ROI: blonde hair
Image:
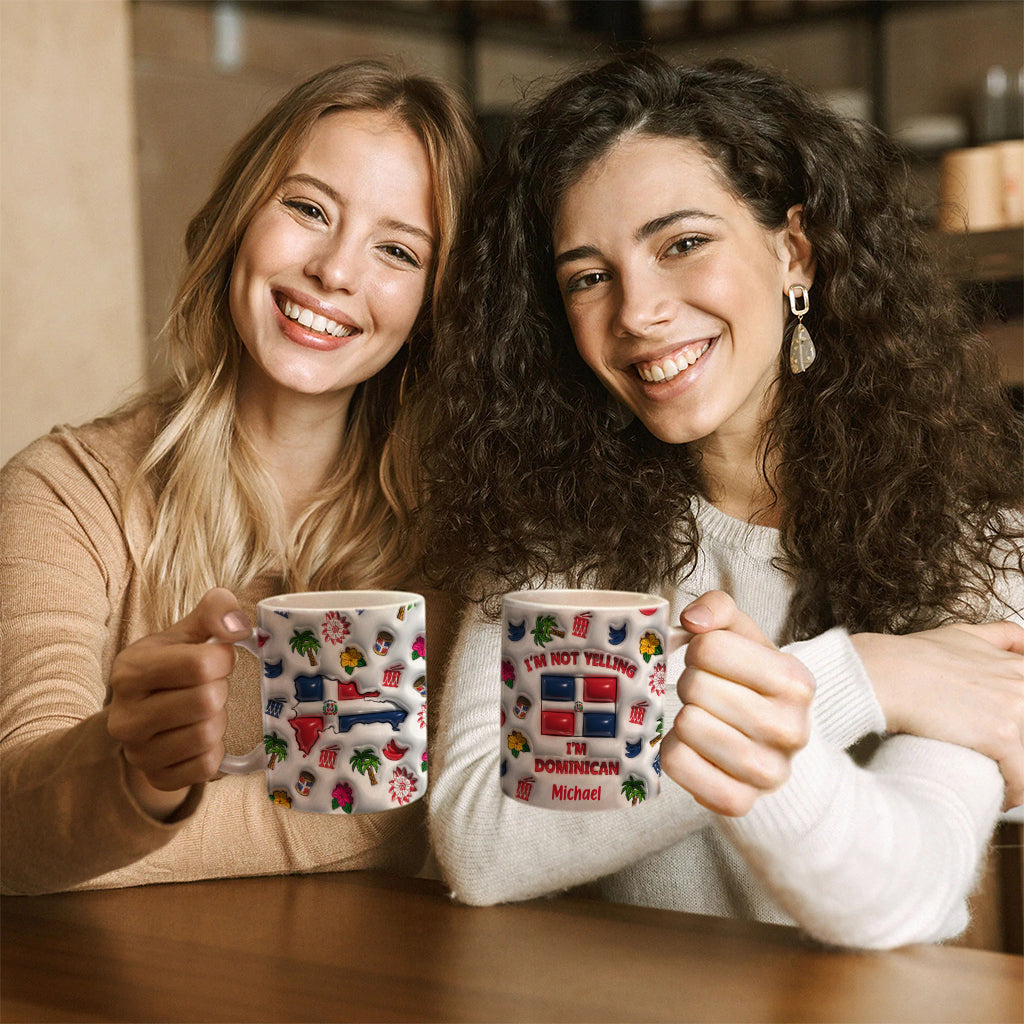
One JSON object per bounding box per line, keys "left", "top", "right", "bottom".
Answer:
{"left": 127, "top": 60, "right": 482, "bottom": 626}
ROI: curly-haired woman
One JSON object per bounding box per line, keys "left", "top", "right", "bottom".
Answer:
{"left": 418, "top": 53, "right": 1023, "bottom": 948}
{"left": 1, "top": 60, "right": 481, "bottom": 894}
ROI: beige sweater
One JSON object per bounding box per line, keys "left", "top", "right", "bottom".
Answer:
{"left": 1, "top": 406, "right": 460, "bottom": 895}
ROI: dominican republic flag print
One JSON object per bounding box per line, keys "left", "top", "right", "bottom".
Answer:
{"left": 539, "top": 674, "right": 617, "bottom": 738}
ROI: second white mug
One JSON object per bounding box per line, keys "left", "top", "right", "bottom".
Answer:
{"left": 500, "top": 589, "right": 683, "bottom": 811}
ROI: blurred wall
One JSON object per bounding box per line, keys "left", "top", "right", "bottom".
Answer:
{"left": 1, "top": 0, "right": 145, "bottom": 464}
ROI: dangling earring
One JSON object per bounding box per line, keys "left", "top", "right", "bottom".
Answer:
{"left": 787, "top": 284, "right": 816, "bottom": 374}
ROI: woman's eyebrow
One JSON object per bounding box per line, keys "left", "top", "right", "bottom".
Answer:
{"left": 634, "top": 209, "right": 720, "bottom": 242}
{"left": 554, "top": 244, "right": 602, "bottom": 268}
{"left": 281, "top": 173, "right": 435, "bottom": 248}
{"left": 378, "top": 217, "right": 435, "bottom": 249}
{"left": 556, "top": 208, "right": 723, "bottom": 267}
{"left": 282, "top": 173, "right": 342, "bottom": 204}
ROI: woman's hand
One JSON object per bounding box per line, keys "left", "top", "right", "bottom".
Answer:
{"left": 851, "top": 622, "right": 1024, "bottom": 810}
{"left": 107, "top": 587, "right": 251, "bottom": 819}
{"left": 660, "top": 591, "right": 815, "bottom": 817}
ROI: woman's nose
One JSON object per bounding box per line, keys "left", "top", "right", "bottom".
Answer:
{"left": 305, "top": 236, "right": 360, "bottom": 293}
{"left": 613, "top": 270, "right": 674, "bottom": 338}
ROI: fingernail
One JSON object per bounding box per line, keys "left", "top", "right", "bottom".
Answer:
{"left": 683, "top": 603, "right": 713, "bottom": 629}
{"left": 222, "top": 611, "right": 249, "bottom": 635}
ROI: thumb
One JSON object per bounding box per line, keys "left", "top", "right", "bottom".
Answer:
{"left": 680, "top": 590, "right": 772, "bottom": 647}
{"left": 166, "top": 587, "right": 251, "bottom": 645}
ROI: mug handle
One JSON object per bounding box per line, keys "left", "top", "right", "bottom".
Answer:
{"left": 211, "top": 631, "right": 267, "bottom": 775}
{"left": 668, "top": 625, "right": 689, "bottom": 654}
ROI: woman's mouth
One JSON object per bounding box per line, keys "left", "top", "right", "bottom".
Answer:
{"left": 277, "top": 296, "right": 359, "bottom": 339}
{"left": 634, "top": 338, "right": 713, "bottom": 383}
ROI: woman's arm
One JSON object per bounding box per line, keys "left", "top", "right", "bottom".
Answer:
{"left": 428, "top": 603, "right": 714, "bottom": 906}
{"left": 670, "top": 593, "right": 1008, "bottom": 948}
{"left": 0, "top": 436, "right": 209, "bottom": 892}
{"left": 721, "top": 727, "right": 1002, "bottom": 948}
{"left": 2, "top": 429, "right": 429, "bottom": 894}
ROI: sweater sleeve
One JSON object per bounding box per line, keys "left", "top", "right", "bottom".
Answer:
{"left": 427, "top": 602, "right": 713, "bottom": 906}
{"left": 785, "top": 628, "right": 886, "bottom": 748}
{"left": 0, "top": 430, "right": 205, "bottom": 893}
{"left": 718, "top": 573, "right": 1022, "bottom": 950}
{"left": 719, "top": 728, "right": 1003, "bottom": 949}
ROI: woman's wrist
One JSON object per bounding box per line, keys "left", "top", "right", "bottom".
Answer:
{"left": 123, "top": 760, "right": 192, "bottom": 822}
{"left": 848, "top": 632, "right": 906, "bottom": 734}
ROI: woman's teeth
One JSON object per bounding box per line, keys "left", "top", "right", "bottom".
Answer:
{"left": 636, "top": 341, "right": 711, "bottom": 383}
{"left": 280, "top": 298, "right": 357, "bottom": 338}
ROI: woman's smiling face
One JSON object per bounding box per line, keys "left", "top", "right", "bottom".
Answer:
{"left": 229, "top": 107, "right": 436, "bottom": 408}
{"left": 552, "top": 133, "right": 812, "bottom": 450}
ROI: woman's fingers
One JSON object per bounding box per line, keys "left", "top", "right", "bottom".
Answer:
{"left": 107, "top": 588, "right": 248, "bottom": 792}
{"left": 956, "top": 620, "right": 1024, "bottom": 657}
{"left": 161, "top": 586, "right": 252, "bottom": 646}
{"left": 111, "top": 638, "right": 237, "bottom": 697}
{"left": 680, "top": 661, "right": 813, "bottom": 753}
{"left": 684, "top": 628, "right": 815, "bottom": 700}
{"left": 659, "top": 729, "right": 764, "bottom": 817}
{"left": 670, "top": 699, "right": 795, "bottom": 792}
{"left": 661, "top": 594, "right": 815, "bottom": 815}
{"left": 681, "top": 591, "right": 771, "bottom": 646}
{"left": 108, "top": 676, "right": 231, "bottom": 745}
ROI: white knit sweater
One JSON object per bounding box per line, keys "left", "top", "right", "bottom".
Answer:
{"left": 428, "top": 500, "right": 1018, "bottom": 949}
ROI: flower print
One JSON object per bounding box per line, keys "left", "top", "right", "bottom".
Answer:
{"left": 500, "top": 659, "right": 516, "bottom": 688}
{"left": 340, "top": 646, "right": 367, "bottom": 675}
{"left": 421, "top": 749, "right": 428, "bottom": 773}
{"left": 649, "top": 661, "right": 666, "bottom": 697}
{"left": 388, "top": 766, "right": 418, "bottom": 805}
{"left": 507, "top": 730, "right": 530, "bottom": 758}
{"left": 321, "top": 611, "right": 351, "bottom": 646}
{"left": 639, "top": 630, "right": 663, "bottom": 663}
{"left": 332, "top": 782, "right": 354, "bottom": 813}
{"left": 411, "top": 635, "right": 426, "bottom": 660}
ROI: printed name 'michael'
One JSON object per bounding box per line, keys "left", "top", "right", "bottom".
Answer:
{"left": 534, "top": 757, "right": 621, "bottom": 775}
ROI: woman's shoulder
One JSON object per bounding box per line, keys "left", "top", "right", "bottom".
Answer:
{"left": 1, "top": 402, "right": 163, "bottom": 517}
{"left": 3, "top": 403, "right": 160, "bottom": 488}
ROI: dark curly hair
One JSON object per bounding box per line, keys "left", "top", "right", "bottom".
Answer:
{"left": 413, "top": 52, "right": 1023, "bottom": 639}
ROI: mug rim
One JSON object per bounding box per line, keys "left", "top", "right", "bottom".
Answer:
{"left": 258, "top": 590, "right": 423, "bottom": 611}
{"left": 503, "top": 588, "right": 666, "bottom": 611}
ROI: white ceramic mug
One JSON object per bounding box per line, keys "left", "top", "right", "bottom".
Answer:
{"left": 500, "top": 589, "right": 683, "bottom": 811}
{"left": 220, "top": 591, "right": 427, "bottom": 814}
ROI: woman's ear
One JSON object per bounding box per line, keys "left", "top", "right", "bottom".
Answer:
{"left": 783, "top": 204, "right": 816, "bottom": 289}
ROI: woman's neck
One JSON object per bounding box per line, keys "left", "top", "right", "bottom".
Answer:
{"left": 694, "top": 427, "right": 781, "bottom": 528}
{"left": 236, "top": 381, "right": 353, "bottom": 526}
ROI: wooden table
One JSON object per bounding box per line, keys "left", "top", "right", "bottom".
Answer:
{"left": 2, "top": 871, "right": 1021, "bottom": 1023}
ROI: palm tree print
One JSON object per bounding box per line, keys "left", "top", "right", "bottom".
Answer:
{"left": 621, "top": 775, "right": 648, "bottom": 806}
{"left": 650, "top": 715, "right": 664, "bottom": 746}
{"left": 350, "top": 747, "right": 382, "bottom": 786}
{"left": 530, "top": 615, "right": 565, "bottom": 647}
{"left": 290, "top": 628, "right": 320, "bottom": 667}
{"left": 264, "top": 733, "right": 289, "bottom": 769}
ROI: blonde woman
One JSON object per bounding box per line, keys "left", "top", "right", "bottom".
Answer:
{"left": 1, "top": 60, "right": 481, "bottom": 894}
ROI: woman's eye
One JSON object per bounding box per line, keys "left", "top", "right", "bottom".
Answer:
{"left": 380, "top": 244, "right": 421, "bottom": 269}
{"left": 665, "top": 235, "right": 706, "bottom": 257}
{"left": 284, "top": 199, "right": 326, "bottom": 222}
{"left": 566, "top": 270, "right": 609, "bottom": 294}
